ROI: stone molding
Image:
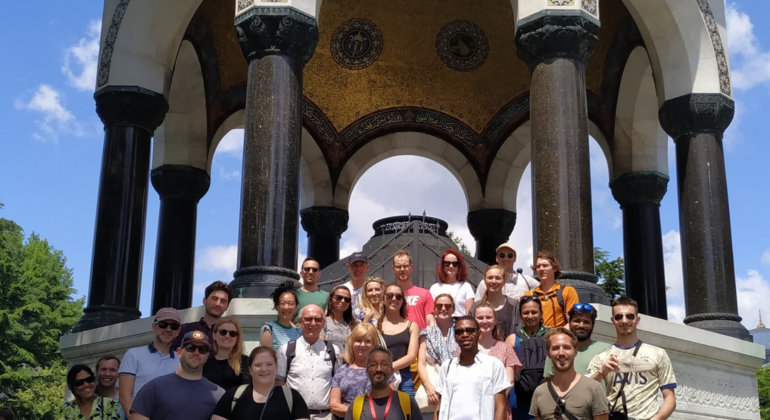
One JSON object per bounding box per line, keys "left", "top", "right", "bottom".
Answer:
{"left": 94, "top": 86, "right": 168, "bottom": 132}
{"left": 96, "top": 0, "right": 131, "bottom": 88}
{"left": 685, "top": 312, "right": 744, "bottom": 324}
{"left": 150, "top": 164, "right": 211, "bottom": 202}
{"left": 658, "top": 93, "right": 735, "bottom": 140}
{"left": 515, "top": 14, "right": 600, "bottom": 67}
{"left": 609, "top": 171, "right": 669, "bottom": 208}
{"left": 467, "top": 209, "right": 516, "bottom": 239}
{"left": 235, "top": 7, "right": 319, "bottom": 63}
{"left": 675, "top": 367, "right": 760, "bottom": 415}
{"left": 230, "top": 266, "right": 301, "bottom": 298}
{"left": 696, "top": 0, "right": 732, "bottom": 96}
{"left": 299, "top": 206, "right": 349, "bottom": 236}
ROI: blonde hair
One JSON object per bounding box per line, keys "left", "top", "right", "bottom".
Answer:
{"left": 358, "top": 277, "right": 386, "bottom": 317}
{"left": 482, "top": 265, "right": 505, "bottom": 303}
{"left": 343, "top": 323, "right": 380, "bottom": 364}
{"left": 213, "top": 316, "right": 244, "bottom": 374}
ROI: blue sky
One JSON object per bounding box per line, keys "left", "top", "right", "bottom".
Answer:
{"left": 1, "top": 1, "right": 769, "bottom": 330}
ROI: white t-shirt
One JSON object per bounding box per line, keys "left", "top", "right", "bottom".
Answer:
{"left": 430, "top": 281, "right": 475, "bottom": 317}
{"left": 435, "top": 352, "right": 510, "bottom": 420}
{"left": 343, "top": 281, "right": 364, "bottom": 322}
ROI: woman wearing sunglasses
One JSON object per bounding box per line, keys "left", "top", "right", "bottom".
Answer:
{"left": 357, "top": 277, "right": 386, "bottom": 326}
{"left": 379, "top": 283, "right": 419, "bottom": 396}
{"left": 470, "top": 265, "right": 520, "bottom": 337}
{"left": 59, "top": 365, "right": 122, "bottom": 420}
{"left": 203, "top": 316, "right": 250, "bottom": 389}
{"left": 416, "top": 294, "right": 458, "bottom": 415}
{"left": 507, "top": 296, "right": 548, "bottom": 420}
{"left": 321, "top": 285, "right": 354, "bottom": 354}
{"left": 429, "top": 249, "right": 475, "bottom": 317}
{"left": 260, "top": 280, "right": 302, "bottom": 352}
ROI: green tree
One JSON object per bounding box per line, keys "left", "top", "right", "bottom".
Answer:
{"left": 446, "top": 230, "right": 472, "bottom": 256}
{"left": 594, "top": 247, "right": 626, "bottom": 300}
{"left": 759, "top": 365, "right": 770, "bottom": 420}
{"left": 0, "top": 218, "right": 84, "bottom": 418}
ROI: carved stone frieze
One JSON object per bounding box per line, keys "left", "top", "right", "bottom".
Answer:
{"left": 235, "top": 7, "right": 318, "bottom": 63}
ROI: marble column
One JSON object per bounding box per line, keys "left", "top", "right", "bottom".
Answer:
{"left": 515, "top": 15, "right": 608, "bottom": 304}
{"left": 659, "top": 94, "right": 750, "bottom": 340}
{"left": 610, "top": 171, "right": 669, "bottom": 318}
{"left": 300, "top": 206, "right": 349, "bottom": 269}
{"left": 467, "top": 209, "right": 516, "bottom": 265}
{"left": 150, "top": 164, "right": 210, "bottom": 313}
{"left": 73, "top": 86, "right": 168, "bottom": 332}
{"left": 230, "top": 8, "right": 319, "bottom": 298}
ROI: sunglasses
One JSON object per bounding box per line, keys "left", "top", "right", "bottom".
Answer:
{"left": 498, "top": 253, "right": 514, "bottom": 259}
{"left": 614, "top": 313, "right": 637, "bottom": 321}
{"left": 302, "top": 267, "right": 319, "bottom": 273}
{"left": 519, "top": 296, "right": 540, "bottom": 304}
{"left": 554, "top": 396, "right": 567, "bottom": 416}
{"left": 435, "top": 303, "right": 453, "bottom": 310}
{"left": 333, "top": 295, "right": 352, "bottom": 303}
{"left": 73, "top": 376, "right": 96, "bottom": 387}
{"left": 454, "top": 327, "right": 478, "bottom": 335}
{"left": 302, "top": 316, "right": 324, "bottom": 324}
{"left": 184, "top": 344, "right": 210, "bottom": 354}
{"left": 218, "top": 329, "right": 238, "bottom": 338}
{"left": 155, "top": 321, "right": 180, "bottom": 330}
{"left": 385, "top": 292, "right": 404, "bottom": 301}
{"left": 442, "top": 261, "right": 460, "bottom": 267}
{"left": 572, "top": 303, "right": 595, "bottom": 312}
{"left": 393, "top": 265, "right": 411, "bottom": 271}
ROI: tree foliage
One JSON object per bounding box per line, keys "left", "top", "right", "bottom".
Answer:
{"left": 594, "top": 247, "right": 626, "bottom": 301}
{"left": 0, "top": 218, "right": 84, "bottom": 418}
{"left": 758, "top": 365, "right": 770, "bottom": 420}
{"left": 446, "top": 230, "right": 472, "bottom": 257}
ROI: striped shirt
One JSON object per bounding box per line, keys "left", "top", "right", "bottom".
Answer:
{"left": 118, "top": 343, "right": 179, "bottom": 397}
{"left": 260, "top": 320, "right": 302, "bottom": 353}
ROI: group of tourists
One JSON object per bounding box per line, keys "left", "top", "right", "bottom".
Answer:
{"left": 55, "top": 243, "right": 678, "bottom": 420}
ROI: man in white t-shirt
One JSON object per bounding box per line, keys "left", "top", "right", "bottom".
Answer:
{"left": 344, "top": 252, "right": 368, "bottom": 322}
{"left": 434, "top": 316, "right": 509, "bottom": 420}
{"left": 475, "top": 243, "right": 539, "bottom": 302}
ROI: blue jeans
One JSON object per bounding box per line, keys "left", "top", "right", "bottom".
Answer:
{"left": 398, "top": 368, "right": 415, "bottom": 396}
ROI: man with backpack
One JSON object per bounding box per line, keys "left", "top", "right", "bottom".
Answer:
{"left": 345, "top": 346, "right": 420, "bottom": 420}
{"left": 277, "top": 304, "right": 342, "bottom": 420}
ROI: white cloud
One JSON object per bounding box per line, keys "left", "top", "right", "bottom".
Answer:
{"left": 15, "top": 84, "right": 83, "bottom": 142}
{"left": 737, "top": 269, "right": 770, "bottom": 329}
{"left": 667, "top": 305, "right": 686, "bottom": 324}
{"left": 662, "top": 230, "right": 684, "bottom": 300}
{"left": 218, "top": 167, "right": 241, "bottom": 180}
{"left": 196, "top": 245, "right": 237, "bottom": 272}
{"left": 62, "top": 20, "right": 101, "bottom": 91}
{"left": 725, "top": 3, "right": 770, "bottom": 90}
{"left": 762, "top": 249, "right": 770, "bottom": 265}
{"left": 217, "top": 129, "right": 244, "bottom": 156}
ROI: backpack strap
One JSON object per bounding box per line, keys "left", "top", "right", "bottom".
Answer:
{"left": 396, "top": 390, "right": 412, "bottom": 420}
{"left": 556, "top": 287, "right": 566, "bottom": 324}
{"left": 611, "top": 342, "right": 643, "bottom": 414}
{"left": 546, "top": 382, "right": 578, "bottom": 420}
{"left": 352, "top": 394, "right": 367, "bottom": 420}
{"left": 325, "top": 340, "right": 338, "bottom": 376}
{"left": 282, "top": 385, "right": 293, "bottom": 414}
{"left": 286, "top": 340, "right": 297, "bottom": 378}
{"left": 231, "top": 384, "right": 249, "bottom": 413}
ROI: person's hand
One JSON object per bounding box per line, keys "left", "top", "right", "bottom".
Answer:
{"left": 601, "top": 355, "right": 620, "bottom": 376}
{"left": 425, "top": 384, "right": 439, "bottom": 406}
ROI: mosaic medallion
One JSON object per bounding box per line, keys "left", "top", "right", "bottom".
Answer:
{"left": 435, "top": 20, "right": 489, "bottom": 72}
{"left": 331, "top": 19, "right": 383, "bottom": 70}
{"left": 582, "top": 0, "right": 598, "bottom": 15}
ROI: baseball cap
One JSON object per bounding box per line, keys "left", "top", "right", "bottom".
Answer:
{"left": 181, "top": 330, "right": 211, "bottom": 348}
{"left": 496, "top": 243, "right": 516, "bottom": 253}
{"left": 348, "top": 252, "right": 367, "bottom": 264}
{"left": 154, "top": 307, "right": 181, "bottom": 323}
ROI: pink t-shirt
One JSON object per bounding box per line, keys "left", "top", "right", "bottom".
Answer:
{"left": 404, "top": 285, "right": 434, "bottom": 329}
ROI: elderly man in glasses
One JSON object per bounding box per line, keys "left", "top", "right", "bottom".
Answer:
{"left": 586, "top": 298, "right": 677, "bottom": 420}
{"left": 475, "top": 243, "right": 540, "bottom": 303}
{"left": 278, "top": 304, "right": 342, "bottom": 420}
{"left": 544, "top": 304, "right": 610, "bottom": 385}
{"left": 296, "top": 257, "right": 330, "bottom": 323}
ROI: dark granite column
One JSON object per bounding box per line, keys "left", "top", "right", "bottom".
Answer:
{"left": 73, "top": 86, "right": 168, "bottom": 332}
{"left": 659, "top": 94, "right": 750, "bottom": 340}
{"left": 610, "top": 171, "right": 669, "bottom": 318}
{"left": 230, "top": 8, "right": 319, "bottom": 297}
{"left": 467, "top": 209, "right": 516, "bottom": 265}
{"left": 150, "top": 164, "right": 210, "bottom": 313}
{"left": 515, "top": 14, "right": 608, "bottom": 304}
{"left": 300, "top": 206, "right": 349, "bottom": 269}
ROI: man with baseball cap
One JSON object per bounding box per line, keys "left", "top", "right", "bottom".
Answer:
{"left": 475, "top": 242, "right": 539, "bottom": 302}
{"left": 344, "top": 251, "right": 369, "bottom": 322}
{"left": 129, "top": 330, "right": 224, "bottom": 420}
{"left": 119, "top": 307, "right": 182, "bottom": 416}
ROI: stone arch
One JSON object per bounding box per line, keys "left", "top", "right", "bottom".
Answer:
{"left": 152, "top": 40, "right": 208, "bottom": 170}
{"left": 613, "top": 46, "right": 668, "bottom": 176}
{"left": 207, "top": 110, "right": 244, "bottom": 172}
{"left": 622, "top": 0, "right": 731, "bottom": 102}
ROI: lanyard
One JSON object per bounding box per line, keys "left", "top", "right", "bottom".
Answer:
{"left": 369, "top": 390, "right": 394, "bottom": 420}
{"left": 257, "top": 388, "right": 274, "bottom": 420}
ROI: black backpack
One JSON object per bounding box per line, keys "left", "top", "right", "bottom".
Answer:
{"left": 514, "top": 332, "right": 547, "bottom": 394}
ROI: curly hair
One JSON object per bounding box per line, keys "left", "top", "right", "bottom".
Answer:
{"left": 270, "top": 280, "right": 299, "bottom": 310}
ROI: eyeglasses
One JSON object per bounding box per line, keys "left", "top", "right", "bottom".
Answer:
{"left": 498, "top": 253, "right": 514, "bottom": 259}
{"left": 184, "top": 344, "right": 210, "bottom": 354}
{"left": 454, "top": 327, "right": 478, "bottom": 335}
{"left": 155, "top": 321, "right": 180, "bottom": 330}
{"left": 218, "top": 329, "right": 238, "bottom": 338}
{"left": 572, "top": 303, "right": 595, "bottom": 312}
{"left": 333, "top": 295, "right": 352, "bottom": 303}
{"left": 393, "top": 265, "right": 411, "bottom": 271}
{"left": 368, "top": 361, "right": 392, "bottom": 369}
{"left": 73, "top": 376, "right": 96, "bottom": 387}
{"left": 302, "top": 267, "right": 319, "bottom": 273}
{"left": 435, "top": 303, "right": 453, "bottom": 310}
{"left": 613, "top": 313, "right": 637, "bottom": 321}
{"left": 442, "top": 261, "right": 460, "bottom": 267}
{"left": 301, "top": 316, "right": 324, "bottom": 324}
{"left": 385, "top": 293, "right": 404, "bottom": 301}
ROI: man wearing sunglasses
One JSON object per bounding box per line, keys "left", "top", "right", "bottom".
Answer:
{"left": 296, "top": 257, "right": 330, "bottom": 323}
{"left": 475, "top": 243, "right": 539, "bottom": 303}
{"left": 543, "top": 304, "right": 609, "bottom": 385}
{"left": 119, "top": 307, "right": 183, "bottom": 417}
{"left": 129, "top": 330, "right": 225, "bottom": 420}
{"left": 530, "top": 327, "right": 609, "bottom": 420}
{"left": 344, "top": 252, "right": 369, "bottom": 322}
{"left": 433, "top": 316, "right": 509, "bottom": 420}
{"left": 586, "top": 298, "right": 677, "bottom": 420}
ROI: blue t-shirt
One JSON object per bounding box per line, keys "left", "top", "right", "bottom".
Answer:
{"left": 261, "top": 321, "right": 302, "bottom": 353}
{"left": 130, "top": 373, "right": 225, "bottom": 420}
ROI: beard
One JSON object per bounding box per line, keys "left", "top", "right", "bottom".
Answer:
{"left": 371, "top": 375, "right": 389, "bottom": 389}
{"left": 574, "top": 328, "right": 592, "bottom": 342}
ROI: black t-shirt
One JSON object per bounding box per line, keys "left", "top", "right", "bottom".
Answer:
{"left": 203, "top": 355, "right": 251, "bottom": 390}
{"left": 212, "top": 384, "right": 309, "bottom": 420}
{"left": 343, "top": 394, "right": 421, "bottom": 420}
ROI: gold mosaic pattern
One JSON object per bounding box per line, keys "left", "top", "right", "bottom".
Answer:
{"left": 199, "top": 0, "right": 248, "bottom": 93}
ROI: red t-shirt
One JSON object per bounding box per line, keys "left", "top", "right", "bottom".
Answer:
{"left": 404, "top": 285, "right": 434, "bottom": 329}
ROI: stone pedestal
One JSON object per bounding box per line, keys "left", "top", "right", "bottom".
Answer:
{"left": 230, "top": 8, "right": 318, "bottom": 297}
{"left": 150, "top": 165, "right": 210, "bottom": 313}
{"left": 660, "top": 94, "right": 750, "bottom": 340}
{"left": 466, "top": 209, "right": 516, "bottom": 265}
{"left": 610, "top": 171, "right": 668, "bottom": 318}
{"left": 73, "top": 86, "right": 168, "bottom": 333}
{"left": 515, "top": 14, "right": 608, "bottom": 304}
{"left": 300, "top": 206, "right": 349, "bottom": 269}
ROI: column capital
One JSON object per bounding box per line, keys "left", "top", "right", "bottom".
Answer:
{"left": 659, "top": 93, "right": 735, "bottom": 139}
{"left": 94, "top": 86, "right": 168, "bottom": 132}
{"left": 609, "top": 171, "right": 669, "bottom": 208}
{"left": 151, "top": 164, "right": 211, "bottom": 202}
{"left": 300, "top": 206, "right": 349, "bottom": 237}
{"left": 467, "top": 209, "right": 516, "bottom": 240}
{"left": 235, "top": 7, "right": 319, "bottom": 63}
{"left": 515, "top": 14, "right": 600, "bottom": 68}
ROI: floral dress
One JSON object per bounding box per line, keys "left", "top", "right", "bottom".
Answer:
{"left": 58, "top": 396, "right": 122, "bottom": 420}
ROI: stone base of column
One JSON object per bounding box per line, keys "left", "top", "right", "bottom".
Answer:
{"left": 73, "top": 305, "right": 142, "bottom": 333}
{"left": 559, "top": 270, "right": 610, "bottom": 305}
{"left": 230, "top": 266, "right": 301, "bottom": 298}
{"left": 684, "top": 313, "right": 752, "bottom": 341}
